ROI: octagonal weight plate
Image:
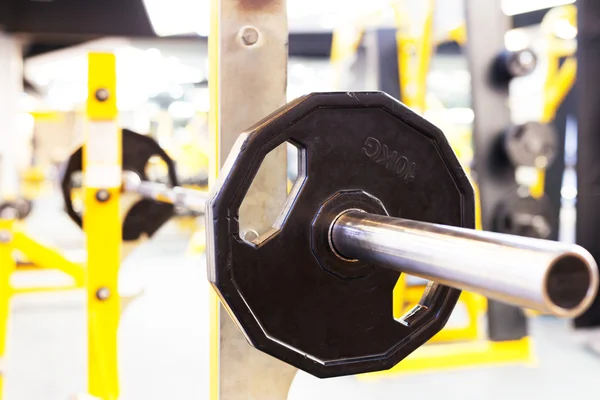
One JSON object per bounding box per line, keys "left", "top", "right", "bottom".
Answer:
{"left": 206, "top": 92, "right": 475, "bottom": 378}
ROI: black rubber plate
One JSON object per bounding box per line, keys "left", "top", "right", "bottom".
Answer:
{"left": 60, "top": 129, "right": 178, "bottom": 241}
{"left": 207, "top": 92, "right": 475, "bottom": 377}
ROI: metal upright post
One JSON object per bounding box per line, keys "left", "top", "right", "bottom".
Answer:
{"left": 208, "top": 0, "right": 297, "bottom": 399}
{"left": 0, "top": 34, "right": 22, "bottom": 201}
{"left": 0, "top": 219, "right": 15, "bottom": 400}
{"left": 0, "top": 33, "right": 22, "bottom": 400}
{"left": 83, "top": 53, "right": 121, "bottom": 400}
{"left": 465, "top": 0, "right": 528, "bottom": 341}
{"left": 575, "top": 0, "right": 600, "bottom": 328}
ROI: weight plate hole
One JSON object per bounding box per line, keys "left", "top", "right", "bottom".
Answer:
{"left": 239, "top": 140, "right": 307, "bottom": 246}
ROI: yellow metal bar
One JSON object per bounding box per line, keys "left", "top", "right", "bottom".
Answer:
{"left": 396, "top": 35, "right": 414, "bottom": 104}
{"left": 530, "top": 57, "right": 576, "bottom": 199}
{"left": 394, "top": 0, "right": 435, "bottom": 113}
{"left": 397, "top": 284, "right": 486, "bottom": 343}
{"left": 330, "top": 25, "right": 365, "bottom": 90}
{"left": 448, "top": 23, "right": 467, "bottom": 45}
{"left": 430, "top": 291, "right": 485, "bottom": 343}
{"left": 542, "top": 57, "right": 576, "bottom": 124}
{"left": 87, "top": 56, "right": 118, "bottom": 120}
{"left": 84, "top": 52, "right": 121, "bottom": 400}
{"left": 330, "top": 28, "right": 363, "bottom": 64}
{"left": 360, "top": 337, "right": 533, "bottom": 378}
{"left": 11, "top": 285, "right": 80, "bottom": 295}
{"left": 529, "top": 170, "right": 546, "bottom": 199}
{"left": 415, "top": 0, "right": 435, "bottom": 113}
{"left": 0, "top": 220, "right": 16, "bottom": 399}
{"left": 12, "top": 230, "right": 84, "bottom": 287}
{"left": 531, "top": 5, "right": 578, "bottom": 199}
{"left": 471, "top": 171, "right": 483, "bottom": 231}
{"left": 392, "top": 273, "right": 407, "bottom": 319}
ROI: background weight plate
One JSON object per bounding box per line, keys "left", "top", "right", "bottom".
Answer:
{"left": 495, "top": 192, "right": 557, "bottom": 239}
{"left": 60, "top": 129, "right": 179, "bottom": 241}
{"left": 207, "top": 92, "right": 475, "bottom": 377}
{"left": 504, "top": 122, "right": 558, "bottom": 168}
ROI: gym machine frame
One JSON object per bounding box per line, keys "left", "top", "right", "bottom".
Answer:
{"left": 71, "top": 52, "right": 209, "bottom": 400}
{"left": 66, "top": 2, "right": 596, "bottom": 399}
{"left": 111, "top": 87, "right": 597, "bottom": 370}
{"left": 81, "top": 52, "right": 122, "bottom": 400}
{"left": 73, "top": 2, "right": 595, "bottom": 396}
{"left": 112, "top": 96, "right": 597, "bottom": 392}
{"left": 72, "top": 0, "right": 581, "bottom": 396}
{"left": 204, "top": 0, "right": 595, "bottom": 395}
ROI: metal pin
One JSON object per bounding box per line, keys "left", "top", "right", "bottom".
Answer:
{"left": 95, "top": 88, "right": 110, "bottom": 102}
{"left": 240, "top": 26, "right": 259, "bottom": 46}
{"left": 95, "top": 189, "right": 110, "bottom": 203}
{"left": 96, "top": 287, "right": 111, "bottom": 301}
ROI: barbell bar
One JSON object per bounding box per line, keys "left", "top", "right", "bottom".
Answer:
{"left": 121, "top": 171, "right": 207, "bottom": 214}
{"left": 121, "top": 171, "right": 598, "bottom": 319}
{"left": 330, "top": 210, "right": 598, "bottom": 318}
{"left": 121, "top": 166, "right": 598, "bottom": 317}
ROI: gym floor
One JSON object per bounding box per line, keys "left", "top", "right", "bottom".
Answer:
{"left": 5, "top": 195, "right": 600, "bottom": 400}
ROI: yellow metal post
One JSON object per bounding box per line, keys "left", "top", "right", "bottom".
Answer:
{"left": 84, "top": 53, "right": 121, "bottom": 400}
{"left": 530, "top": 5, "right": 577, "bottom": 199}
{"left": 393, "top": 0, "right": 435, "bottom": 113}
{"left": 0, "top": 220, "right": 15, "bottom": 399}
{"left": 361, "top": 337, "right": 534, "bottom": 378}
{"left": 413, "top": 0, "right": 435, "bottom": 113}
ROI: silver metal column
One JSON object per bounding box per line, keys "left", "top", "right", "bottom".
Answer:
{"left": 331, "top": 211, "right": 599, "bottom": 318}
{"left": 0, "top": 34, "right": 23, "bottom": 200}
{"left": 465, "top": 0, "right": 529, "bottom": 340}
{"left": 209, "top": 0, "right": 296, "bottom": 399}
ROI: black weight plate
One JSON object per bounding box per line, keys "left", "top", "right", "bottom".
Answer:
{"left": 14, "top": 198, "right": 33, "bottom": 219}
{"left": 504, "top": 122, "right": 558, "bottom": 168}
{"left": 494, "top": 192, "right": 557, "bottom": 239}
{"left": 207, "top": 92, "right": 475, "bottom": 378}
{"left": 492, "top": 49, "right": 537, "bottom": 85}
{"left": 60, "top": 129, "right": 178, "bottom": 241}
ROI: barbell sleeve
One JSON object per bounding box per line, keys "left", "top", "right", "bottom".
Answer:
{"left": 122, "top": 171, "right": 208, "bottom": 213}
{"left": 330, "top": 210, "right": 599, "bottom": 318}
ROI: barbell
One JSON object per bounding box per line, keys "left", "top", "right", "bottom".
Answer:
{"left": 61, "top": 91, "right": 598, "bottom": 378}
{"left": 60, "top": 129, "right": 202, "bottom": 241}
